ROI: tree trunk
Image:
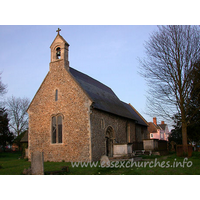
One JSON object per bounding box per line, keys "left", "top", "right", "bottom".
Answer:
{"left": 182, "top": 121, "right": 188, "bottom": 155}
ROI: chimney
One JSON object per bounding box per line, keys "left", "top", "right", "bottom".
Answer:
{"left": 153, "top": 117, "right": 157, "bottom": 125}
{"left": 161, "top": 121, "right": 165, "bottom": 125}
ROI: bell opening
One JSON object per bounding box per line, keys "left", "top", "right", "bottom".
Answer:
{"left": 56, "top": 47, "right": 61, "bottom": 59}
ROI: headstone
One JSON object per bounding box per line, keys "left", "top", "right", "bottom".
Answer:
{"left": 100, "top": 155, "right": 110, "bottom": 167}
{"left": 31, "top": 151, "right": 44, "bottom": 175}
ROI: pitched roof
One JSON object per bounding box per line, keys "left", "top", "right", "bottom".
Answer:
{"left": 148, "top": 122, "right": 160, "bottom": 133}
{"left": 158, "top": 124, "right": 167, "bottom": 131}
{"left": 69, "top": 67, "right": 147, "bottom": 124}
{"left": 122, "top": 102, "right": 148, "bottom": 126}
{"left": 50, "top": 33, "right": 70, "bottom": 48}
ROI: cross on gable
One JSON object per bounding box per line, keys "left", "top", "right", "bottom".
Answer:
{"left": 56, "top": 28, "right": 61, "bottom": 35}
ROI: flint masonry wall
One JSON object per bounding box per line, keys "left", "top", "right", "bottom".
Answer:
{"left": 90, "top": 109, "right": 136, "bottom": 161}
{"left": 28, "top": 60, "right": 92, "bottom": 162}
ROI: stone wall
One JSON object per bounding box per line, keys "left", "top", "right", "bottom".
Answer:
{"left": 90, "top": 109, "right": 136, "bottom": 161}
{"left": 28, "top": 60, "right": 92, "bottom": 162}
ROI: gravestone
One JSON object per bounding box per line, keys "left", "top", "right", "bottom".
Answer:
{"left": 31, "top": 151, "right": 44, "bottom": 175}
{"left": 100, "top": 155, "right": 110, "bottom": 167}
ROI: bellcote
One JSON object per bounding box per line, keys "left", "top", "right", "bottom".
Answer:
{"left": 50, "top": 28, "right": 70, "bottom": 70}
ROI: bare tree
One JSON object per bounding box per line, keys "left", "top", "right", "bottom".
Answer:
{"left": 0, "top": 72, "right": 7, "bottom": 96}
{"left": 139, "top": 25, "right": 200, "bottom": 154}
{"left": 6, "top": 96, "right": 30, "bottom": 136}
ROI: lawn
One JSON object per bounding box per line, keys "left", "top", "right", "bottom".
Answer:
{"left": 0, "top": 151, "right": 200, "bottom": 175}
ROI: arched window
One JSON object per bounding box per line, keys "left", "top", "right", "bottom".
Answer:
{"left": 56, "top": 47, "right": 61, "bottom": 59}
{"left": 51, "top": 115, "right": 63, "bottom": 144}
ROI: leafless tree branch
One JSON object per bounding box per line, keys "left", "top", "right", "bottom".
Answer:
{"left": 6, "top": 96, "right": 30, "bottom": 136}
{"left": 139, "top": 25, "right": 200, "bottom": 153}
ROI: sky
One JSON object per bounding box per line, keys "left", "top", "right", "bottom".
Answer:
{"left": 0, "top": 1, "right": 198, "bottom": 197}
{"left": 0, "top": 25, "right": 159, "bottom": 124}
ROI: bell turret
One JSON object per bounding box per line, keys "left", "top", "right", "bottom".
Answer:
{"left": 50, "top": 28, "right": 70, "bottom": 71}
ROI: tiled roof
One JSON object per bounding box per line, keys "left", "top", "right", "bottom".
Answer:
{"left": 158, "top": 124, "right": 167, "bottom": 131}
{"left": 121, "top": 102, "right": 148, "bottom": 126}
{"left": 69, "top": 67, "right": 147, "bottom": 125}
{"left": 148, "top": 122, "right": 160, "bottom": 133}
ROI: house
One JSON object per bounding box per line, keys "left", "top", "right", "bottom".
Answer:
{"left": 148, "top": 117, "right": 170, "bottom": 141}
{"left": 27, "top": 29, "right": 148, "bottom": 162}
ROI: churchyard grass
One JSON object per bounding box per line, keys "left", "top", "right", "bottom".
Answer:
{"left": 0, "top": 152, "right": 31, "bottom": 175}
{"left": 0, "top": 151, "right": 200, "bottom": 175}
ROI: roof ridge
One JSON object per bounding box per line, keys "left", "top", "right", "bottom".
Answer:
{"left": 148, "top": 122, "right": 161, "bottom": 129}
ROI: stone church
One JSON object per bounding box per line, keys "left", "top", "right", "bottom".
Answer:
{"left": 27, "top": 29, "right": 148, "bottom": 162}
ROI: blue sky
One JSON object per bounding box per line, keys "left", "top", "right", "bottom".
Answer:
{"left": 0, "top": 0, "right": 197, "bottom": 196}
{"left": 1, "top": 25, "right": 160, "bottom": 123}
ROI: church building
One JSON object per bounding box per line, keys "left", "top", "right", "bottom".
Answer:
{"left": 27, "top": 29, "right": 148, "bottom": 162}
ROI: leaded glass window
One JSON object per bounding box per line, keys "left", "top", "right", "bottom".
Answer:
{"left": 52, "top": 116, "right": 57, "bottom": 143}
{"left": 51, "top": 115, "right": 63, "bottom": 144}
{"left": 58, "top": 115, "right": 62, "bottom": 143}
